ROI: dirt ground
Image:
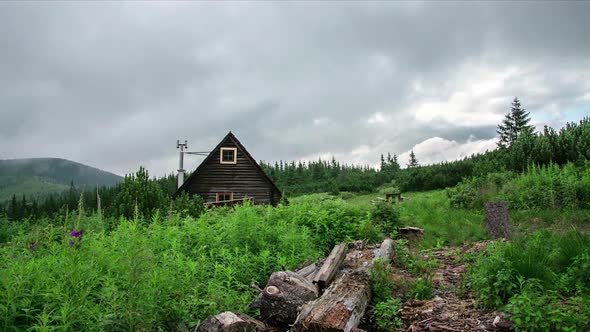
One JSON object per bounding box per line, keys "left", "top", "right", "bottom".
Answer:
{"left": 393, "top": 241, "right": 512, "bottom": 332}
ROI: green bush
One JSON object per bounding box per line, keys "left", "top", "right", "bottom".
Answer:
{"left": 469, "top": 230, "right": 590, "bottom": 310}
{"left": 410, "top": 277, "right": 433, "bottom": 300}
{"left": 169, "top": 192, "right": 204, "bottom": 219}
{"left": 448, "top": 162, "right": 590, "bottom": 211}
{"left": 506, "top": 279, "right": 590, "bottom": 332}
{"left": 372, "top": 297, "right": 403, "bottom": 331}
{"left": 370, "top": 201, "right": 400, "bottom": 236}
{"left": 370, "top": 258, "right": 396, "bottom": 304}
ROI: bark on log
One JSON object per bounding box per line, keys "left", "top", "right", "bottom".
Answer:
{"left": 260, "top": 271, "right": 318, "bottom": 327}
{"left": 293, "top": 270, "right": 371, "bottom": 332}
{"left": 313, "top": 243, "right": 347, "bottom": 291}
{"left": 197, "top": 312, "right": 265, "bottom": 332}
{"left": 373, "top": 238, "right": 394, "bottom": 263}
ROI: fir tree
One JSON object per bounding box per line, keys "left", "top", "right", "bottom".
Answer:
{"left": 8, "top": 194, "right": 18, "bottom": 220}
{"left": 407, "top": 150, "right": 419, "bottom": 168}
{"left": 391, "top": 154, "right": 400, "bottom": 169}
{"left": 497, "top": 97, "right": 534, "bottom": 148}
{"left": 380, "top": 154, "right": 386, "bottom": 171}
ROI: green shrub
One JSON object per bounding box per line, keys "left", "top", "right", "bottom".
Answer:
{"left": 506, "top": 279, "right": 590, "bottom": 332}
{"left": 370, "top": 201, "right": 400, "bottom": 236}
{"left": 370, "top": 258, "right": 396, "bottom": 304}
{"left": 448, "top": 162, "right": 590, "bottom": 211}
{"left": 469, "top": 230, "right": 590, "bottom": 309}
{"left": 372, "top": 297, "right": 403, "bottom": 331}
{"left": 409, "top": 277, "right": 433, "bottom": 300}
{"left": 169, "top": 192, "right": 204, "bottom": 219}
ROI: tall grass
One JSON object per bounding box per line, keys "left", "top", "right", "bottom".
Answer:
{"left": 468, "top": 230, "right": 590, "bottom": 331}
{"left": 469, "top": 230, "right": 590, "bottom": 308}
{"left": 0, "top": 196, "right": 381, "bottom": 331}
{"left": 448, "top": 162, "right": 590, "bottom": 211}
{"left": 395, "top": 190, "right": 488, "bottom": 248}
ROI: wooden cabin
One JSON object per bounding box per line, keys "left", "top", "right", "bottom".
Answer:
{"left": 174, "top": 132, "right": 282, "bottom": 206}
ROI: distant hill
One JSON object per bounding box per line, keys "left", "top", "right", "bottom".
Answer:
{"left": 0, "top": 158, "right": 123, "bottom": 202}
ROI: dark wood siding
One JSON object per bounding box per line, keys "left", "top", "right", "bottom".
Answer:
{"left": 177, "top": 134, "right": 281, "bottom": 205}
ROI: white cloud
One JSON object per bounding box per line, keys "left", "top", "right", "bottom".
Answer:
{"left": 367, "top": 112, "right": 387, "bottom": 124}
{"left": 398, "top": 136, "right": 498, "bottom": 167}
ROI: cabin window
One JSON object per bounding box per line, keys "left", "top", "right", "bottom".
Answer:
{"left": 220, "top": 147, "right": 237, "bottom": 164}
{"left": 216, "top": 192, "right": 233, "bottom": 202}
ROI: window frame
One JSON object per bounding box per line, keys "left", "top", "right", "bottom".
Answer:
{"left": 216, "top": 192, "right": 233, "bottom": 202}
{"left": 220, "top": 147, "right": 237, "bottom": 164}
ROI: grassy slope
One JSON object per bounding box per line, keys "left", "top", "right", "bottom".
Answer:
{"left": 0, "top": 176, "right": 69, "bottom": 203}
{"left": 329, "top": 190, "right": 488, "bottom": 249}
{"left": 394, "top": 191, "right": 488, "bottom": 248}
{"left": 342, "top": 188, "right": 590, "bottom": 248}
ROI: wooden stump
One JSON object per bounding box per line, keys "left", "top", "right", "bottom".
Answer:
{"left": 313, "top": 243, "right": 347, "bottom": 292}
{"left": 260, "top": 271, "right": 318, "bottom": 326}
{"left": 197, "top": 312, "right": 265, "bottom": 332}
{"left": 293, "top": 270, "right": 371, "bottom": 332}
{"left": 485, "top": 201, "right": 512, "bottom": 239}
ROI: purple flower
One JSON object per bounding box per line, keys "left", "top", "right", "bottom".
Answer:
{"left": 70, "top": 230, "right": 84, "bottom": 238}
{"left": 29, "top": 241, "right": 36, "bottom": 250}
{"left": 69, "top": 240, "right": 75, "bottom": 246}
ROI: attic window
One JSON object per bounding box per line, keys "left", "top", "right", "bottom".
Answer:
{"left": 220, "top": 147, "right": 237, "bottom": 164}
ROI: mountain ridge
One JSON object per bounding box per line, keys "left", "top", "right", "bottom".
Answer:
{"left": 0, "top": 158, "right": 123, "bottom": 202}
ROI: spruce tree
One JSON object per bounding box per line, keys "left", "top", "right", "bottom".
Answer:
{"left": 408, "top": 150, "right": 419, "bottom": 168}
{"left": 497, "top": 97, "right": 534, "bottom": 148}
{"left": 392, "top": 154, "right": 400, "bottom": 169}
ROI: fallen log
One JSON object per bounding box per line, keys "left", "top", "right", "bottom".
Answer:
{"left": 260, "top": 271, "right": 318, "bottom": 327}
{"left": 197, "top": 311, "right": 265, "bottom": 332}
{"left": 373, "top": 238, "right": 394, "bottom": 263}
{"left": 293, "top": 270, "right": 371, "bottom": 332}
{"left": 313, "top": 243, "right": 347, "bottom": 291}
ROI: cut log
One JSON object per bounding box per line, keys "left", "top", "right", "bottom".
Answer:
{"left": 197, "top": 312, "right": 265, "bottom": 332}
{"left": 373, "top": 238, "right": 394, "bottom": 263}
{"left": 313, "top": 243, "right": 347, "bottom": 291}
{"left": 293, "top": 270, "right": 371, "bottom": 332}
{"left": 260, "top": 271, "right": 318, "bottom": 327}
{"left": 295, "top": 263, "right": 317, "bottom": 279}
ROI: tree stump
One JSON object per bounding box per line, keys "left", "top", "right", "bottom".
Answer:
{"left": 485, "top": 201, "right": 512, "bottom": 239}
{"left": 260, "top": 271, "right": 318, "bottom": 326}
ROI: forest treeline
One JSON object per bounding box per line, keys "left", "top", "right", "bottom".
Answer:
{"left": 263, "top": 115, "right": 590, "bottom": 194}
{"left": 2, "top": 100, "right": 589, "bottom": 220}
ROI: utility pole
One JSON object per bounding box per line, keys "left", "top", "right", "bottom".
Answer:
{"left": 177, "top": 140, "right": 188, "bottom": 189}
{"left": 176, "top": 139, "right": 210, "bottom": 190}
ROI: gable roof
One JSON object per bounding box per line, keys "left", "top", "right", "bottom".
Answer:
{"left": 173, "top": 131, "right": 282, "bottom": 197}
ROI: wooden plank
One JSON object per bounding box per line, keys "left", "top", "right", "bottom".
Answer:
{"left": 313, "top": 243, "right": 347, "bottom": 291}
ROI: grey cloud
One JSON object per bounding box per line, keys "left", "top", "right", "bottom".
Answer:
{"left": 1, "top": 2, "right": 589, "bottom": 174}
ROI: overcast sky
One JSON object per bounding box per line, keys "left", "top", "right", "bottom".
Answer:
{"left": 1, "top": 1, "right": 589, "bottom": 177}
